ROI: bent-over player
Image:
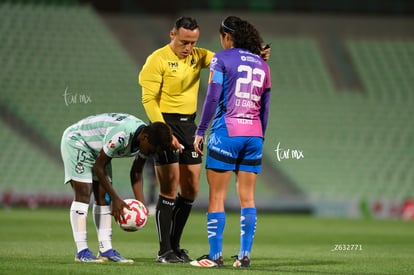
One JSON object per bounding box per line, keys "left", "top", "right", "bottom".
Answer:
{"left": 61, "top": 113, "right": 171, "bottom": 263}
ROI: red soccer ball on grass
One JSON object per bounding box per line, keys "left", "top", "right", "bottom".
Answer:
{"left": 118, "top": 199, "right": 149, "bottom": 232}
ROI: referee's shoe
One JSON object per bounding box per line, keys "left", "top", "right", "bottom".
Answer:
{"left": 156, "top": 250, "right": 183, "bottom": 263}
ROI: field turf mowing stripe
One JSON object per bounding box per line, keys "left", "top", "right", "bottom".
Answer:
{"left": 1, "top": 208, "right": 413, "bottom": 274}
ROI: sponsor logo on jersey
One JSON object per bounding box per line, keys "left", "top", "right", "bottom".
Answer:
{"left": 168, "top": 61, "right": 179, "bottom": 72}
{"left": 168, "top": 61, "right": 179, "bottom": 68}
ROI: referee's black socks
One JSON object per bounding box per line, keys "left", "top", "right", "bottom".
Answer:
{"left": 171, "top": 193, "right": 193, "bottom": 251}
{"left": 156, "top": 195, "right": 175, "bottom": 255}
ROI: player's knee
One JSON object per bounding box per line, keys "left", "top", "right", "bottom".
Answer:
{"left": 180, "top": 183, "right": 199, "bottom": 200}
{"left": 159, "top": 183, "right": 177, "bottom": 198}
{"left": 72, "top": 181, "right": 93, "bottom": 203}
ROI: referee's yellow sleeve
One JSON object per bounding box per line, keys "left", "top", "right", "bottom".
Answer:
{"left": 139, "top": 54, "right": 165, "bottom": 123}
{"left": 141, "top": 88, "right": 165, "bottom": 123}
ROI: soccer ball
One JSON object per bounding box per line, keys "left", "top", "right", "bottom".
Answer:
{"left": 118, "top": 199, "right": 148, "bottom": 232}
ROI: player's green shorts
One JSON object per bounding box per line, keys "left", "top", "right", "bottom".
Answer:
{"left": 61, "top": 129, "right": 112, "bottom": 184}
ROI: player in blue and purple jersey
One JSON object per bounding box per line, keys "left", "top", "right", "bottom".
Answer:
{"left": 191, "top": 16, "right": 271, "bottom": 268}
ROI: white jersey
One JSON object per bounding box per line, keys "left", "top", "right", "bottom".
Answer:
{"left": 63, "top": 113, "right": 146, "bottom": 158}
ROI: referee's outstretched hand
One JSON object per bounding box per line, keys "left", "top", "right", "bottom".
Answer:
{"left": 193, "top": 135, "right": 204, "bottom": 156}
{"left": 171, "top": 135, "right": 184, "bottom": 153}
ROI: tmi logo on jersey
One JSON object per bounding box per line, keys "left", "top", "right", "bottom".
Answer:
{"left": 168, "top": 61, "right": 178, "bottom": 70}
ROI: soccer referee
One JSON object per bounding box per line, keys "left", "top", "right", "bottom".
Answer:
{"left": 138, "top": 16, "right": 214, "bottom": 263}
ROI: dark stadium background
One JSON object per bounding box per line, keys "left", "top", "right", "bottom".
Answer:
{"left": 1, "top": 0, "right": 413, "bottom": 219}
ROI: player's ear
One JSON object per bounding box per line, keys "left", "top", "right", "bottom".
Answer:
{"left": 169, "top": 30, "right": 176, "bottom": 40}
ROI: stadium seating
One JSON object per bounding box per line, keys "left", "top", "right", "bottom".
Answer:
{"left": 263, "top": 37, "right": 414, "bottom": 201}
{"left": 0, "top": 3, "right": 141, "bottom": 196}
{"left": 348, "top": 40, "right": 414, "bottom": 102}
{"left": 0, "top": 119, "right": 63, "bottom": 193}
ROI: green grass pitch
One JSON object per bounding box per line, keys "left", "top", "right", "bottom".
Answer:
{"left": 1, "top": 207, "right": 413, "bottom": 274}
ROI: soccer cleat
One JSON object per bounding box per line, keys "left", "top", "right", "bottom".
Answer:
{"left": 232, "top": 255, "right": 250, "bottom": 268}
{"left": 175, "top": 248, "right": 192, "bottom": 263}
{"left": 190, "top": 254, "right": 224, "bottom": 268}
{"left": 75, "top": 248, "right": 104, "bottom": 263}
{"left": 98, "top": 249, "right": 134, "bottom": 263}
{"left": 156, "top": 250, "right": 184, "bottom": 263}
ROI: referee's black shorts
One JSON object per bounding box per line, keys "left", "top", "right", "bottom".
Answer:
{"left": 153, "top": 113, "right": 202, "bottom": 166}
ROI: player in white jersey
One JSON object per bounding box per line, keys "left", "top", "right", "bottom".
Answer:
{"left": 60, "top": 113, "right": 172, "bottom": 263}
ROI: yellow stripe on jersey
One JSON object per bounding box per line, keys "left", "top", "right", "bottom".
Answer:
{"left": 139, "top": 45, "right": 214, "bottom": 122}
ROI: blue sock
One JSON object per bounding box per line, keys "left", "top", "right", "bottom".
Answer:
{"left": 238, "top": 208, "right": 257, "bottom": 259}
{"left": 207, "top": 212, "right": 225, "bottom": 261}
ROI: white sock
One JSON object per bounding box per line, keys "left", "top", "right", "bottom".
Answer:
{"left": 93, "top": 204, "right": 113, "bottom": 253}
{"left": 70, "top": 201, "right": 89, "bottom": 253}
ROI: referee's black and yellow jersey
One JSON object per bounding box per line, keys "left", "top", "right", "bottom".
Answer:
{"left": 139, "top": 44, "right": 214, "bottom": 122}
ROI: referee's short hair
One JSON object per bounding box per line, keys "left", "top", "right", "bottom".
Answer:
{"left": 174, "top": 16, "right": 199, "bottom": 31}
